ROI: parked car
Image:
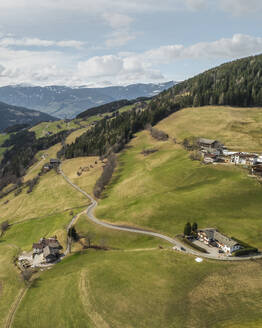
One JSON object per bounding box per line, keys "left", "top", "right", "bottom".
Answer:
{"left": 181, "top": 247, "right": 186, "bottom": 251}
{"left": 219, "top": 249, "right": 224, "bottom": 254}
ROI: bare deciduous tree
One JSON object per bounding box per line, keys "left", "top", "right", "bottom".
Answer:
{"left": 93, "top": 153, "right": 117, "bottom": 198}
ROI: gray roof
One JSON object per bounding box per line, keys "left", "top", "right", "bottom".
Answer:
{"left": 205, "top": 229, "right": 215, "bottom": 240}
{"left": 50, "top": 158, "right": 61, "bottom": 163}
{"left": 214, "top": 231, "right": 239, "bottom": 248}
{"left": 33, "top": 243, "right": 44, "bottom": 249}
{"left": 198, "top": 138, "right": 217, "bottom": 145}
{"left": 200, "top": 229, "right": 239, "bottom": 248}
{"left": 43, "top": 246, "right": 58, "bottom": 258}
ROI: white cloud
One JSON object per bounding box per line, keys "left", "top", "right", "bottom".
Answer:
{"left": 0, "top": 1, "right": 197, "bottom": 13}
{"left": 102, "top": 13, "right": 133, "bottom": 29}
{"left": 76, "top": 53, "right": 163, "bottom": 85}
{"left": 220, "top": 0, "right": 262, "bottom": 15}
{"left": 144, "top": 34, "right": 262, "bottom": 63}
{"left": 0, "top": 46, "right": 75, "bottom": 86}
{"left": 185, "top": 0, "right": 207, "bottom": 11}
{"left": 102, "top": 13, "right": 135, "bottom": 47}
{"left": 77, "top": 55, "right": 123, "bottom": 77}
{"left": 0, "top": 33, "right": 261, "bottom": 86}
{"left": 0, "top": 37, "right": 85, "bottom": 49}
{"left": 105, "top": 30, "right": 136, "bottom": 48}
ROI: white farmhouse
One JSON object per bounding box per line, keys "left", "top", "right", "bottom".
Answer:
{"left": 198, "top": 229, "right": 242, "bottom": 254}
{"left": 231, "top": 153, "right": 258, "bottom": 166}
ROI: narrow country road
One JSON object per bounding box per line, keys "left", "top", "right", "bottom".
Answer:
{"left": 60, "top": 167, "right": 262, "bottom": 262}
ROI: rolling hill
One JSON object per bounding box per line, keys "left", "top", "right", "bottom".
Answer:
{"left": 2, "top": 54, "right": 262, "bottom": 327}
{"left": 0, "top": 101, "right": 56, "bottom": 132}
{"left": 64, "top": 53, "right": 262, "bottom": 161}
{"left": 1, "top": 104, "right": 262, "bottom": 327}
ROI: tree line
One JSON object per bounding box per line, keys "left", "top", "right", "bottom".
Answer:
{"left": 0, "top": 129, "right": 71, "bottom": 191}
{"left": 167, "top": 54, "right": 262, "bottom": 108}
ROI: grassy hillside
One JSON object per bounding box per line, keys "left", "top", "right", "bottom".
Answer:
{"left": 0, "top": 101, "right": 56, "bottom": 132}
{"left": 66, "top": 127, "right": 90, "bottom": 145}
{"left": 0, "top": 139, "right": 93, "bottom": 326}
{"left": 157, "top": 106, "right": 262, "bottom": 152}
{"left": 62, "top": 156, "right": 103, "bottom": 196}
{"left": 11, "top": 249, "right": 262, "bottom": 328}
{"left": 30, "top": 115, "right": 105, "bottom": 140}
{"left": 1, "top": 165, "right": 88, "bottom": 224}
{"left": 2, "top": 106, "right": 262, "bottom": 327}
{"left": 0, "top": 133, "right": 9, "bottom": 161}
{"left": 96, "top": 106, "right": 262, "bottom": 249}
{"left": 29, "top": 120, "right": 81, "bottom": 139}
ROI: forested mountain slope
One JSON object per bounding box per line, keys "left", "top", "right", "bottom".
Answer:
{"left": 168, "top": 54, "right": 262, "bottom": 107}
{"left": 0, "top": 101, "right": 56, "bottom": 132}
{"left": 64, "top": 54, "right": 262, "bottom": 159}
{"left": 0, "top": 82, "right": 174, "bottom": 119}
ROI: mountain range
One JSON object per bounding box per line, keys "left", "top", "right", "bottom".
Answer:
{"left": 0, "top": 82, "right": 175, "bottom": 119}
{"left": 0, "top": 102, "right": 56, "bottom": 132}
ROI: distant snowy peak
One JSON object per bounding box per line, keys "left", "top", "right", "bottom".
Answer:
{"left": 0, "top": 81, "right": 176, "bottom": 119}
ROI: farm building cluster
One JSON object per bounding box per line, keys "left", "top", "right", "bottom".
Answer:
{"left": 197, "top": 138, "right": 262, "bottom": 175}
{"left": 18, "top": 237, "right": 63, "bottom": 269}
{"left": 197, "top": 229, "right": 242, "bottom": 254}
{"left": 42, "top": 158, "right": 61, "bottom": 173}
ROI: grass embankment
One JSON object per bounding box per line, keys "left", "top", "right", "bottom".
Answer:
{"left": 96, "top": 106, "right": 262, "bottom": 249}
{"left": 73, "top": 213, "right": 170, "bottom": 251}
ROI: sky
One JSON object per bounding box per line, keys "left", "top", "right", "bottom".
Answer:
{"left": 0, "top": 0, "right": 261, "bottom": 87}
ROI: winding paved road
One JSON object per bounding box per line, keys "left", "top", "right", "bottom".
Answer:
{"left": 60, "top": 167, "right": 262, "bottom": 262}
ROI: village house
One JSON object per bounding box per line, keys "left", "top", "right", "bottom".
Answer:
{"left": 32, "top": 237, "right": 63, "bottom": 264}
{"left": 231, "top": 153, "right": 258, "bottom": 166}
{"left": 198, "top": 229, "right": 242, "bottom": 254}
{"left": 50, "top": 158, "right": 61, "bottom": 167}
{"left": 198, "top": 138, "right": 221, "bottom": 150}
{"left": 18, "top": 237, "right": 63, "bottom": 268}
{"left": 42, "top": 164, "right": 51, "bottom": 173}
{"left": 203, "top": 153, "right": 218, "bottom": 164}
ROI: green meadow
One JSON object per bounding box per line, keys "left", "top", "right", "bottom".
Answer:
{"left": 29, "top": 120, "right": 81, "bottom": 139}
{"left": 96, "top": 108, "right": 262, "bottom": 249}
{"left": 1, "top": 169, "right": 88, "bottom": 224}
{"left": 1, "top": 106, "right": 262, "bottom": 327}
{"left": 157, "top": 106, "right": 262, "bottom": 152}
{"left": 11, "top": 249, "right": 262, "bottom": 328}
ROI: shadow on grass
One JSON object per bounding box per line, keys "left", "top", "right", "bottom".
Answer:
{"left": 30, "top": 277, "right": 42, "bottom": 289}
